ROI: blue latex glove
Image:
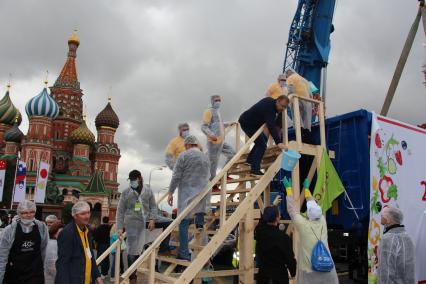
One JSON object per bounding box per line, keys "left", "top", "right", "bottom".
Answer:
{"left": 303, "top": 178, "right": 310, "bottom": 189}
{"left": 282, "top": 176, "right": 292, "bottom": 189}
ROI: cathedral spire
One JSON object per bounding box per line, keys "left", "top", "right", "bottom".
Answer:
{"left": 54, "top": 31, "right": 80, "bottom": 90}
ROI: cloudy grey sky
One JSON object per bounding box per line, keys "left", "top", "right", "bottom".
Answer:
{"left": 0, "top": 0, "right": 424, "bottom": 206}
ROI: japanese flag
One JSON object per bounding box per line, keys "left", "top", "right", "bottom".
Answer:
{"left": 35, "top": 161, "right": 50, "bottom": 203}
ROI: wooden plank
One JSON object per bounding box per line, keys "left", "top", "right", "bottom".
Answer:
{"left": 114, "top": 240, "right": 121, "bottom": 284}
{"left": 164, "top": 263, "right": 177, "bottom": 276}
{"left": 148, "top": 251, "right": 156, "bottom": 284}
{"left": 239, "top": 202, "right": 254, "bottom": 284}
{"left": 220, "top": 174, "right": 227, "bottom": 227}
{"left": 211, "top": 201, "right": 240, "bottom": 207}
{"left": 176, "top": 155, "right": 283, "bottom": 284}
{"left": 291, "top": 161, "right": 301, "bottom": 262}
{"left": 292, "top": 97, "right": 302, "bottom": 149}
{"left": 157, "top": 256, "right": 191, "bottom": 266}
{"left": 264, "top": 185, "right": 270, "bottom": 207}
{"left": 211, "top": 188, "right": 251, "bottom": 196}
{"left": 155, "top": 272, "right": 178, "bottom": 284}
{"left": 236, "top": 123, "right": 241, "bottom": 152}
{"left": 283, "top": 108, "right": 288, "bottom": 145}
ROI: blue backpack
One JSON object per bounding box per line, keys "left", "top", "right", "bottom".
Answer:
{"left": 310, "top": 227, "right": 334, "bottom": 272}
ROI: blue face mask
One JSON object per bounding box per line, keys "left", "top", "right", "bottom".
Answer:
{"left": 130, "top": 180, "right": 139, "bottom": 189}
{"left": 181, "top": 130, "right": 190, "bottom": 138}
{"left": 212, "top": 101, "right": 221, "bottom": 109}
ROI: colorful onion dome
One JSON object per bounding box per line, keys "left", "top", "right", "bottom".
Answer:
{"left": 4, "top": 120, "right": 23, "bottom": 143}
{"left": 25, "top": 87, "right": 59, "bottom": 119}
{"left": 95, "top": 100, "right": 119, "bottom": 129}
{"left": 68, "top": 31, "right": 80, "bottom": 46}
{"left": 0, "top": 90, "right": 22, "bottom": 125}
{"left": 70, "top": 120, "right": 95, "bottom": 145}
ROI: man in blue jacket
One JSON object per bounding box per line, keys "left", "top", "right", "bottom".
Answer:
{"left": 238, "top": 95, "right": 289, "bottom": 176}
{"left": 55, "top": 201, "right": 102, "bottom": 284}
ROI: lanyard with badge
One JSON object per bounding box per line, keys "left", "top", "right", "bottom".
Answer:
{"left": 133, "top": 188, "right": 145, "bottom": 217}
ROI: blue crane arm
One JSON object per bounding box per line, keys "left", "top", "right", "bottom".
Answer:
{"left": 283, "top": 0, "right": 336, "bottom": 90}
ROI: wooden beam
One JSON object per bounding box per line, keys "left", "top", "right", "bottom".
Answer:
{"left": 239, "top": 202, "right": 255, "bottom": 284}
{"left": 148, "top": 251, "right": 156, "bottom": 284}
{"left": 157, "top": 256, "right": 191, "bottom": 266}
{"left": 220, "top": 174, "right": 227, "bottom": 226}
{"left": 236, "top": 123, "right": 241, "bottom": 152}
{"left": 283, "top": 108, "right": 289, "bottom": 145}
{"left": 292, "top": 97, "right": 302, "bottom": 149}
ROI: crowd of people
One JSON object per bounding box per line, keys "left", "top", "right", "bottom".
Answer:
{"left": 0, "top": 69, "right": 417, "bottom": 284}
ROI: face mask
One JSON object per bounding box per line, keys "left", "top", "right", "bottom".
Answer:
{"left": 181, "top": 130, "right": 190, "bottom": 138}
{"left": 20, "top": 218, "right": 35, "bottom": 226}
{"left": 130, "top": 180, "right": 139, "bottom": 189}
{"left": 212, "top": 101, "right": 221, "bottom": 109}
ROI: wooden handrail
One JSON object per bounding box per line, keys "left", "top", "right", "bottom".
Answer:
{"left": 95, "top": 123, "right": 242, "bottom": 272}
{"left": 96, "top": 232, "right": 126, "bottom": 265}
{"left": 121, "top": 124, "right": 265, "bottom": 280}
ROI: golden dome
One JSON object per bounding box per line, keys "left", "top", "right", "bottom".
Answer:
{"left": 68, "top": 32, "right": 80, "bottom": 46}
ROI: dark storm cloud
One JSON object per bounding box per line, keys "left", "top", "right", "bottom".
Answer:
{"left": 0, "top": 0, "right": 424, "bottom": 189}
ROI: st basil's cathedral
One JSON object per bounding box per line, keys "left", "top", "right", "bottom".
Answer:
{"left": 0, "top": 32, "right": 121, "bottom": 224}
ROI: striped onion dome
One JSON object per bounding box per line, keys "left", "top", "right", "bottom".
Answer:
{"left": 25, "top": 87, "right": 59, "bottom": 119}
{"left": 0, "top": 91, "right": 22, "bottom": 125}
{"left": 95, "top": 101, "right": 119, "bottom": 129}
{"left": 70, "top": 120, "right": 95, "bottom": 145}
{"left": 4, "top": 121, "right": 23, "bottom": 143}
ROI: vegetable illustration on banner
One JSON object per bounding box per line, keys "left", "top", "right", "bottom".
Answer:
{"left": 368, "top": 114, "right": 426, "bottom": 283}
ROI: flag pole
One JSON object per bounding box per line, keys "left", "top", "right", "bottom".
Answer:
{"left": 10, "top": 157, "right": 19, "bottom": 210}
{"left": 344, "top": 190, "right": 360, "bottom": 220}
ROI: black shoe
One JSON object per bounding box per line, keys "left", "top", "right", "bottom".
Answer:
{"left": 250, "top": 170, "right": 264, "bottom": 177}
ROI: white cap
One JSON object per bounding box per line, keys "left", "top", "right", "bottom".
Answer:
{"left": 307, "top": 200, "right": 322, "bottom": 221}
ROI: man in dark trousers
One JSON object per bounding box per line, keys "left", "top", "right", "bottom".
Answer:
{"left": 255, "top": 206, "right": 297, "bottom": 284}
{"left": 56, "top": 201, "right": 103, "bottom": 284}
{"left": 94, "top": 216, "right": 111, "bottom": 279}
{"left": 239, "top": 95, "right": 289, "bottom": 176}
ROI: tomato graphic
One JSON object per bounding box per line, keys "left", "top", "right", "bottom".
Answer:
{"left": 395, "top": 150, "right": 403, "bottom": 166}
{"left": 375, "top": 133, "right": 382, "bottom": 148}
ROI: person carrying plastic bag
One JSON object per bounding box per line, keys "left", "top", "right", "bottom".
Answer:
{"left": 284, "top": 177, "right": 338, "bottom": 284}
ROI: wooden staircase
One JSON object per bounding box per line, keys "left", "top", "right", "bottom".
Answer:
{"left": 97, "top": 94, "right": 327, "bottom": 284}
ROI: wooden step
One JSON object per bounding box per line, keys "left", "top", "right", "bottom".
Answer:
{"left": 228, "top": 162, "right": 275, "bottom": 175}
{"left": 157, "top": 255, "right": 191, "bottom": 266}
{"left": 235, "top": 147, "right": 281, "bottom": 165}
{"left": 139, "top": 268, "right": 177, "bottom": 283}
{"left": 211, "top": 201, "right": 240, "bottom": 207}
{"left": 221, "top": 176, "right": 259, "bottom": 184}
{"left": 211, "top": 188, "right": 251, "bottom": 195}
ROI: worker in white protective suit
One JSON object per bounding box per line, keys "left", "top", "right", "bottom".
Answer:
{"left": 378, "top": 206, "right": 415, "bottom": 284}
{"left": 167, "top": 135, "right": 210, "bottom": 261}
{"left": 284, "top": 177, "right": 338, "bottom": 284}
{"left": 201, "top": 95, "right": 236, "bottom": 188}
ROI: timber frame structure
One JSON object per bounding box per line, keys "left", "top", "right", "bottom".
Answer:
{"left": 96, "top": 94, "right": 330, "bottom": 284}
